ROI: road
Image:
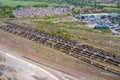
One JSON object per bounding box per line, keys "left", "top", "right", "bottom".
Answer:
{"left": 0, "top": 49, "right": 78, "bottom": 80}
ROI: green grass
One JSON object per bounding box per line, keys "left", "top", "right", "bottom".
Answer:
{"left": 0, "top": 0, "right": 52, "bottom": 7}
{"left": 97, "top": 3, "right": 117, "bottom": 8}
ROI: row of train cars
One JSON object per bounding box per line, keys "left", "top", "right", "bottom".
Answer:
{"left": 0, "top": 22, "right": 120, "bottom": 76}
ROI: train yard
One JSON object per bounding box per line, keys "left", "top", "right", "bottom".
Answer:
{"left": 0, "top": 23, "right": 120, "bottom": 76}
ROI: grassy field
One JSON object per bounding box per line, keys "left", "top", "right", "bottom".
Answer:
{"left": 0, "top": 0, "right": 56, "bottom": 7}
{"left": 98, "top": 3, "right": 117, "bottom": 8}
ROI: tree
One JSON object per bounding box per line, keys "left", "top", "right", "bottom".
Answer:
{"left": 72, "top": 10, "right": 80, "bottom": 15}
{"left": 117, "top": 2, "right": 120, "bottom": 8}
{"left": 0, "top": 6, "right": 14, "bottom": 18}
{"left": 16, "top": 5, "right": 25, "bottom": 8}
{"left": 101, "top": 15, "right": 106, "bottom": 19}
{"left": 9, "top": 13, "right": 15, "bottom": 18}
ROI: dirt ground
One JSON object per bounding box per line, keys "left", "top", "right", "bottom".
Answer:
{"left": 0, "top": 29, "right": 120, "bottom": 80}
{"left": 0, "top": 51, "right": 71, "bottom": 80}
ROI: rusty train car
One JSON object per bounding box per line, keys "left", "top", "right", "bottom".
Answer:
{"left": 0, "top": 23, "right": 120, "bottom": 75}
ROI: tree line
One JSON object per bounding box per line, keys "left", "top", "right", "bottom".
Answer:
{"left": 0, "top": 5, "right": 15, "bottom": 18}
{"left": 13, "top": 0, "right": 120, "bottom": 8}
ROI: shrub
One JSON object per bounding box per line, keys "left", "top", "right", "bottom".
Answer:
{"left": 52, "top": 29, "right": 72, "bottom": 39}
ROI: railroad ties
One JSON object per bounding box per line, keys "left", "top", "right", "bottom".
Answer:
{"left": 0, "top": 23, "right": 120, "bottom": 75}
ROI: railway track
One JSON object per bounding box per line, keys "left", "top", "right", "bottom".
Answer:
{"left": 0, "top": 23, "right": 120, "bottom": 75}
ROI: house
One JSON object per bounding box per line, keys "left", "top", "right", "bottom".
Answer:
{"left": 116, "top": 15, "right": 120, "bottom": 22}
